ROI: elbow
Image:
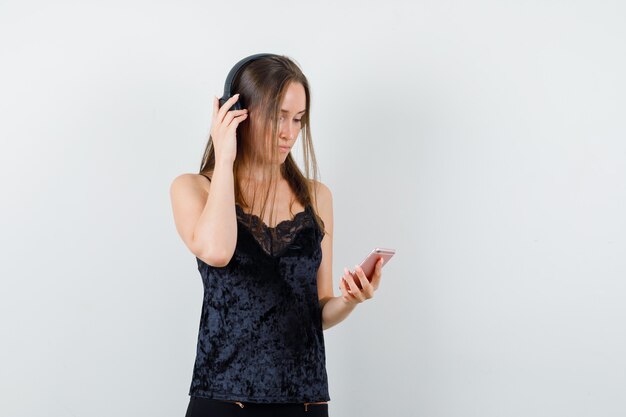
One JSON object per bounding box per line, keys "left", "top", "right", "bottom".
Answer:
{"left": 192, "top": 233, "right": 234, "bottom": 267}
{"left": 199, "top": 250, "right": 233, "bottom": 267}
{"left": 194, "top": 240, "right": 234, "bottom": 267}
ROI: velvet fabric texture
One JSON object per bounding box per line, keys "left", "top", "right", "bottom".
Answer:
{"left": 188, "top": 194, "right": 330, "bottom": 403}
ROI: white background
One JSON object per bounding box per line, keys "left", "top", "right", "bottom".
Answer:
{"left": 1, "top": 1, "right": 625, "bottom": 416}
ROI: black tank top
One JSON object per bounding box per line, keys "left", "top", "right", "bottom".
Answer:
{"left": 188, "top": 173, "right": 330, "bottom": 403}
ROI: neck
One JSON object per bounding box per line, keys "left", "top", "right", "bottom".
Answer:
{"left": 238, "top": 160, "right": 284, "bottom": 184}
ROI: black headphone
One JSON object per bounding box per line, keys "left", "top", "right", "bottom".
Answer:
{"left": 219, "top": 53, "right": 280, "bottom": 111}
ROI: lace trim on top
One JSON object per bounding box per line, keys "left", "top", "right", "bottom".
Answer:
{"left": 236, "top": 204, "right": 322, "bottom": 258}
{"left": 198, "top": 173, "right": 324, "bottom": 258}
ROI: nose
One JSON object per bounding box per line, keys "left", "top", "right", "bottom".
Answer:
{"left": 279, "top": 118, "right": 298, "bottom": 141}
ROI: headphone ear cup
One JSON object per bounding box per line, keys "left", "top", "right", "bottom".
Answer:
{"left": 221, "top": 53, "right": 277, "bottom": 113}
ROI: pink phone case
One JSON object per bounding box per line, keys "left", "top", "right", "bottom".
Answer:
{"left": 357, "top": 247, "right": 395, "bottom": 281}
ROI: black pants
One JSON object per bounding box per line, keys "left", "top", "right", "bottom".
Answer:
{"left": 185, "top": 396, "right": 329, "bottom": 417}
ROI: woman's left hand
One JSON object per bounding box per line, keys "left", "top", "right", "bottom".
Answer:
{"left": 338, "top": 257, "right": 383, "bottom": 305}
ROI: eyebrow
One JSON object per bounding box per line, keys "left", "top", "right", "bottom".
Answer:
{"left": 281, "top": 109, "right": 306, "bottom": 114}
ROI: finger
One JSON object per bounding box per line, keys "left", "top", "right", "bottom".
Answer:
{"left": 229, "top": 112, "right": 248, "bottom": 129}
{"left": 345, "top": 266, "right": 362, "bottom": 290}
{"left": 235, "top": 112, "right": 248, "bottom": 123}
{"left": 343, "top": 268, "right": 356, "bottom": 292}
{"left": 339, "top": 277, "right": 356, "bottom": 304}
{"left": 344, "top": 270, "right": 365, "bottom": 302}
{"left": 354, "top": 265, "right": 374, "bottom": 299}
{"left": 222, "top": 108, "right": 249, "bottom": 127}
{"left": 217, "top": 93, "right": 241, "bottom": 123}
{"left": 212, "top": 112, "right": 247, "bottom": 139}
{"left": 212, "top": 96, "right": 219, "bottom": 121}
{"left": 354, "top": 264, "right": 372, "bottom": 290}
{"left": 343, "top": 267, "right": 357, "bottom": 292}
{"left": 342, "top": 278, "right": 359, "bottom": 302}
{"left": 339, "top": 276, "right": 350, "bottom": 297}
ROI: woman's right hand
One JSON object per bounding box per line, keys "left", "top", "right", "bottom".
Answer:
{"left": 210, "top": 93, "right": 248, "bottom": 164}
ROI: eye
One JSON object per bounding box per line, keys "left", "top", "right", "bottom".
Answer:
{"left": 279, "top": 116, "right": 302, "bottom": 124}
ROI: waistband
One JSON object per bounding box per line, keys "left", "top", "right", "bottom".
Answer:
{"left": 220, "top": 400, "right": 328, "bottom": 412}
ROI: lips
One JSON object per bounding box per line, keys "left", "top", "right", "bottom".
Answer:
{"left": 279, "top": 146, "right": 290, "bottom": 152}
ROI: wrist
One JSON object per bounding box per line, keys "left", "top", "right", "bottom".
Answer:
{"left": 340, "top": 296, "right": 359, "bottom": 308}
{"left": 215, "top": 158, "right": 235, "bottom": 168}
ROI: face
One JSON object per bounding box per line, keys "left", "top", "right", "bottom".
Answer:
{"left": 272, "top": 82, "right": 306, "bottom": 162}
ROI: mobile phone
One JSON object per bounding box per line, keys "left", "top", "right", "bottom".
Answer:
{"left": 345, "top": 247, "right": 395, "bottom": 289}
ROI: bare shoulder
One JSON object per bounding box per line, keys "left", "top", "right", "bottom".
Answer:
{"left": 308, "top": 179, "right": 332, "bottom": 208}
{"left": 169, "top": 173, "right": 212, "bottom": 221}
{"left": 308, "top": 179, "right": 333, "bottom": 236}
{"left": 169, "top": 173, "right": 213, "bottom": 257}
{"left": 170, "top": 173, "right": 211, "bottom": 197}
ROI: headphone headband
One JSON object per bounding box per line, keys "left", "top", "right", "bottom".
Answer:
{"left": 219, "top": 53, "right": 280, "bottom": 111}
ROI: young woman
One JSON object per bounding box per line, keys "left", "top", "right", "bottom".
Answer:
{"left": 170, "top": 54, "right": 384, "bottom": 417}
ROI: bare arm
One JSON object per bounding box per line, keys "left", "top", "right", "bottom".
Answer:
{"left": 321, "top": 297, "right": 358, "bottom": 330}
{"left": 169, "top": 159, "right": 238, "bottom": 267}
{"left": 313, "top": 181, "right": 360, "bottom": 330}
{"left": 171, "top": 94, "right": 249, "bottom": 266}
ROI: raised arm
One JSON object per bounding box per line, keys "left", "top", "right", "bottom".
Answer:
{"left": 169, "top": 161, "right": 237, "bottom": 267}
{"left": 170, "top": 94, "right": 247, "bottom": 267}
